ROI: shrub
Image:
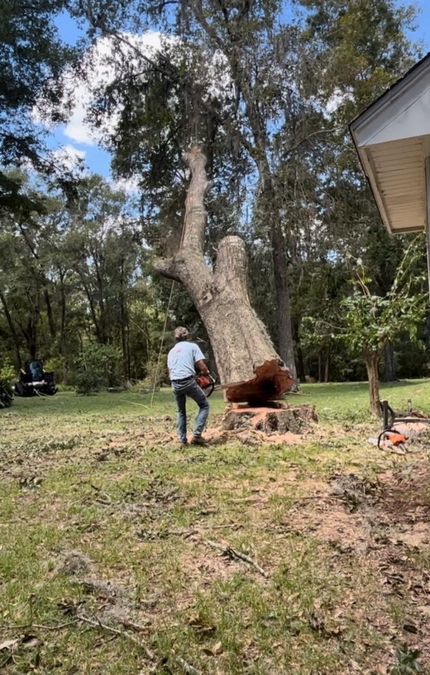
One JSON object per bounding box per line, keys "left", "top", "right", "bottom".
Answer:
{"left": 44, "top": 355, "right": 66, "bottom": 383}
{"left": 75, "top": 343, "right": 123, "bottom": 394}
{"left": 75, "top": 370, "right": 102, "bottom": 395}
{"left": 0, "top": 361, "right": 15, "bottom": 408}
{"left": 141, "top": 359, "right": 168, "bottom": 392}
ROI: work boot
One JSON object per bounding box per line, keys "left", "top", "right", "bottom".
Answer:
{"left": 179, "top": 440, "right": 188, "bottom": 449}
{"left": 191, "top": 436, "right": 207, "bottom": 446}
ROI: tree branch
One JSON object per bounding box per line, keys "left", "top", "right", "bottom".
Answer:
{"left": 153, "top": 256, "right": 182, "bottom": 281}
{"left": 180, "top": 145, "right": 210, "bottom": 255}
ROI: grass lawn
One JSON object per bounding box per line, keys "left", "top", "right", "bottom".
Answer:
{"left": 1, "top": 380, "right": 430, "bottom": 673}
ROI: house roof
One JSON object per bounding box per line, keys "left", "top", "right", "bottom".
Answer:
{"left": 349, "top": 52, "right": 430, "bottom": 234}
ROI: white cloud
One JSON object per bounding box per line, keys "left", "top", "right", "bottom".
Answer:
{"left": 63, "top": 94, "right": 96, "bottom": 145}
{"left": 110, "top": 175, "right": 140, "bottom": 195}
{"left": 325, "top": 87, "right": 354, "bottom": 116}
{"left": 62, "top": 31, "right": 165, "bottom": 147}
{"left": 51, "top": 144, "right": 86, "bottom": 172}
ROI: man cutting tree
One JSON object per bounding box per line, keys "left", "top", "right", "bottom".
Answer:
{"left": 167, "top": 327, "right": 210, "bottom": 447}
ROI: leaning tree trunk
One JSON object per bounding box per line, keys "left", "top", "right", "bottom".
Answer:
{"left": 154, "top": 146, "right": 293, "bottom": 403}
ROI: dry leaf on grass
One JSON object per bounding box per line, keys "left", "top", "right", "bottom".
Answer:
{"left": 203, "top": 641, "right": 223, "bottom": 656}
{"left": 0, "top": 638, "right": 20, "bottom": 651}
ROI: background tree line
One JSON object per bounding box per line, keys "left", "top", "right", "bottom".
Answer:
{"left": 1, "top": 0, "right": 429, "bottom": 394}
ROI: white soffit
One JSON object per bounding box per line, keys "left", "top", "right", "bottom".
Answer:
{"left": 349, "top": 53, "right": 430, "bottom": 234}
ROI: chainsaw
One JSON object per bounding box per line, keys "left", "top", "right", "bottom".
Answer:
{"left": 195, "top": 372, "right": 216, "bottom": 397}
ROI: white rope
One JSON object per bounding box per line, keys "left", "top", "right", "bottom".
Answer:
{"left": 149, "top": 162, "right": 189, "bottom": 407}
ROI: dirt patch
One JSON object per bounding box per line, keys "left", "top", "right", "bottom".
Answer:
{"left": 57, "top": 550, "right": 93, "bottom": 576}
{"left": 286, "top": 499, "right": 371, "bottom": 553}
{"left": 394, "top": 522, "right": 430, "bottom": 548}
{"left": 378, "top": 463, "right": 430, "bottom": 522}
{"left": 281, "top": 462, "right": 430, "bottom": 667}
{"left": 329, "top": 473, "right": 380, "bottom": 512}
{"left": 55, "top": 550, "right": 153, "bottom": 630}
{"left": 178, "top": 544, "right": 245, "bottom": 591}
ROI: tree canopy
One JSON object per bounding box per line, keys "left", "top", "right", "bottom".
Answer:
{"left": 1, "top": 0, "right": 428, "bottom": 403}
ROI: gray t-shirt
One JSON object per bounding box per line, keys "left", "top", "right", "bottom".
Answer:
{"left": 167, "top": 341, "right": 205, "bottom": 380}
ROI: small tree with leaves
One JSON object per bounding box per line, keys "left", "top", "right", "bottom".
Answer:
{"left": 302, "top": 238, "right": 427, "bottom": 415}
{"left": 343, "top": 240, "right": 426, "bottom": 415}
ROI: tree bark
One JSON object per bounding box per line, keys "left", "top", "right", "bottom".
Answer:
{"left": 270, "top": 217, "right": 296, "bottom": 378}
{"left": 119, "top": 258, "right": 130, "bottom": 379}
{"left": 154, "top": 146, "right": 293, "bottom": 403}
{"left": 0, "top": 291, "right": 22, "bottom": 367}
{"left": 59, "top": 269, "right": 67, "bottom": 355}
{"left": 382, "top": 342, "right": 396, "bottom": 382}
{"left": 44, "top": 288, "right": 57, "bottom": 339}
{"left": 324, "top": 352, "right": 330, "bottom": 383}
{"left": 365, "top": 352, "right": 381, "bottom": 416}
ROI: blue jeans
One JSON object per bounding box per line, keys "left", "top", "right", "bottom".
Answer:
{"left": 172, "top": 377, "right": 209, "bottom": 443}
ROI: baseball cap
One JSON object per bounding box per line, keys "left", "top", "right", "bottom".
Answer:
{"left": 174, "top": 326, "right": 189, "bottom": 340}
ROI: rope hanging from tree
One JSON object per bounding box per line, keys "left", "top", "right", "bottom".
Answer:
{"left": 150, "top": 56, "right": 202, "bottom": 405}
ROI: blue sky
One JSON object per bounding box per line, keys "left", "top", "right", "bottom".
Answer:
{"left": 408, "top": 0, "right": 430, "bottom": 49}
{"left": 50, "top": 2, "right": 430, "bottom": 181}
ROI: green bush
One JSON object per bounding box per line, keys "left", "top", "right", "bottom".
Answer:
{"left": 75, "top": 343, "right": 123, "bottom": 394}
{"left": 44, "top": 355, "right": 66, "bottom": 383}
{"left": 75, "top": 370, "right": 102, "bottom": 395}
{"left": 141, "top": 359, "right": 168, "bottom": 392}
{"left": 0, "top": 361, "right": 15, "bottom": 408}
{"left": 0, "top": 361, "right": 15, "bottom": 388}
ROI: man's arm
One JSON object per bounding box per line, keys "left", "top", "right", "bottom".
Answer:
{"left": 195, "top": 359, "right": 209, "bottom": 375}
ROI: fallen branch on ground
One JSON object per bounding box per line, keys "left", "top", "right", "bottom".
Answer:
{"left": 0, "top": 620, "right": 78, "bottom": 631}
{"left": 76, "top": 613, "right": 155, "bottom": 661}
{"left": 117, "top": 617, "right": 150, "bottom": 633}
{"left": 167, "top": 523, "right": 241, "bottom": 539}
{"left": 204, "top": 539, "right": 268, "bottom": 577}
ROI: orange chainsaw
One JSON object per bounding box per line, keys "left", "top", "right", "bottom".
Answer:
{"left": 195, "top": 373, "right": 215, "bottom": 397}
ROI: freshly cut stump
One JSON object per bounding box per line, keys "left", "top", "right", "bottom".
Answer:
{"left": 221, "top": 403, "right": 318, "bottom": 436}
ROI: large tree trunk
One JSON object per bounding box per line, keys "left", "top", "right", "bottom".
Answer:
{"left": 365, "top": 352, "right": 381, "bottom": 416}
{"left": 155, "top": 146, "right": 294, "bottom": 403}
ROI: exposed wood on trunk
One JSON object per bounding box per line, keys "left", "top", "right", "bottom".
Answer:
{"left": 154, "top": 146, "right": 294, "bottom": 402}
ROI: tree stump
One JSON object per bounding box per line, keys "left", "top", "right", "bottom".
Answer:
{"left": 221, "top": 403, "right": 318, "bottom": 435}
{"left": 154, "top": 145, "right": 294, "bottom": 403}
